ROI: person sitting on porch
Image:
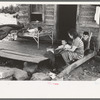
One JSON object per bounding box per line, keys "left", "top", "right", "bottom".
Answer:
{"left": 44, "top": 29, "right": 84, "bottom": 72}
{"left": 60, "top": 29, "right": 84, "bottom": 66}
{"left": 46, "top": 40, "right": 71, "bottom": 54}
{"left": 55, "top": 40, "right": 71, "bottom": 53}
{"left": 82, "top": 31, "right": 98, "bottom": 55}
{"left": 44, "top": 40, "right": 71, "bottom": 72}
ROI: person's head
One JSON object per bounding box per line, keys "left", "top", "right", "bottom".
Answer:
{"left": 38, "top": 27, "right": 42, "bottom": 32}
{"left": 46, "top": 46, "right": 54, "bottom": 52}
{"left": 68, "top": 29, "right": 78, "bottom": 39}
{"left": 83, "top": 31, "right": 89, "bottom": 41}
{"left": 61, "top": 40, "right": 67, "bottom": 45}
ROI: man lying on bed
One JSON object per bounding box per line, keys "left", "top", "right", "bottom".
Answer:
{"left": 24, "top": 26, "right": 42, "bottom": 37}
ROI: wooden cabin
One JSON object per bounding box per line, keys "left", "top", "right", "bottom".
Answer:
{"left": 17, "top": 4, "right": 99, "bottom": 41}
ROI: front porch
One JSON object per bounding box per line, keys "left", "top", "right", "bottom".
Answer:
{"left": 0, "top": 38, "right": 56, "bottom": 59}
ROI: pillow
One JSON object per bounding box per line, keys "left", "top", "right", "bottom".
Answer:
{"left": 28, "top": 28, "right": 38, "bottom": 33}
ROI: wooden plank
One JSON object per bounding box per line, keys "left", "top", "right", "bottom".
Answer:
{"left": 45, "top": 5, "right": 54, "bottom": 8}
{"left": 98, "top": 9, "right": 100, "bottom": 50}
{"left": 0, "top": 49, "right": 48, "bottom": 63}
{"left": 80, "top": 17, "right": 94, "bottom": 22}
{"left": 81, "top": 5, "right": 96, "bottom": 10}
{"left": 46, "top": 5, "right": 54, "bottom": 7}
{"left": 76, "top": 5, "right": 81, "bottom": 33}
{"left": 19, "top": 16, "right": 29, "bottom": 18}
{"left": 80, "top": 16, "right": 94, "bottom": 18}
{"left": 19, "top": 13, "right": 28, "bottom": 16}
{"left": 45, "top": 21, "right": 54, "bottom": 25}
{"left": 45, "top": 7, "right": 54, "bottom": 11}
{"left": 45, "top": 19, "right": 54, "bottom": 22}
{"left": 45, "top": 12, "right": 54, "bottom": 15}
{"left": 19, "top": 4, "right": 28, "bottom": 6}
{"left": 80, "top": 11, "right": 95, "bottom": 16}
{"left": 79, "top": 23, "right": 99, "bottom": 28}
{"left": 45, "top": 15, "right": 54, "bottom": 19}
{"left": 57, "top": 51, "right": 97, "bottom": 78}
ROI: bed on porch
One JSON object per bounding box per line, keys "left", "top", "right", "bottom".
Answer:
{"left": 17, "top": 22, "right": 54, "bottom": 49}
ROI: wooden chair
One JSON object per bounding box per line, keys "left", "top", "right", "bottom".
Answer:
{"left": 87, "top": 31, "right": 93, "bottom": 50}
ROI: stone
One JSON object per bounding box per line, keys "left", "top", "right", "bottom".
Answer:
{"left": 31, "top": 72, "right": 51, "bottom": 81}
{"left": 0, "top": 67, "right": 14, "bottom": 79}
{"left": 13, "top": 68, "right": 28, "bottom": 80}
{"left": 0, "top": 76, "right": 13, "bottom": 80}
{"left": 23, "top": 62, "right": 38, "bottom": 74}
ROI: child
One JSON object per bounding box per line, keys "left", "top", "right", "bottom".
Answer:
{"left": 55, "top": 40, "right": 71, "bottom": 54}
{"left": 46, "top": 40, "right": 71, "bottom": 54}
{"left": 82, "top": 32, "right": 90, "bottom": 50}
{"left": 44, "top": 40, "right": 71, "bottom": 73}
{"left": 82, "top": 31, "right": 98, "bottom": 55}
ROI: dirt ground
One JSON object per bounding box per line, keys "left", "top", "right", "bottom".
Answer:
{"left": 63, "top": 58, "right": 100, "bottom": 81}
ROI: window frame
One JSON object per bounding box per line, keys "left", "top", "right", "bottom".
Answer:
{"left": 30, "top": 4, "right": 44, "bottom": 22}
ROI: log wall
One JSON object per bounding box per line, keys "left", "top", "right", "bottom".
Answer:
{"left": 76, "top": 5, "right": 99, "bottom": 37}
{"left": 44, "top": 5, "right": 55, "bottom": 25}
{"left": 44, "top": 5, "right": 57, "bottom": 39}
{"left": 17, "top": 4, "right": 30, "bottom": 25}
{"left": 17, "top": 4, "right": 57, "bottom": 39}
{"left": 17, "top": 4, "right": 99, "bottom": 40}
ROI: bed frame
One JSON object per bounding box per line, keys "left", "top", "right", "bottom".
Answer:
{"left": 17, "top": 23, "right": 54, "bottom": 49}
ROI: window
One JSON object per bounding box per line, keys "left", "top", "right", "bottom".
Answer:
{"left": 30, "top": 5, "right": 44, "bottom": 22}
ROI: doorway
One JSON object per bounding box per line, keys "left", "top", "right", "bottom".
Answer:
{"left": 57, "top": 5, "right": 77, "bottom": 40}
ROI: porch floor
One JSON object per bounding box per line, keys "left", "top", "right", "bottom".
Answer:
{"left": 0, "top": 39, "right": 57, "bottom": 56}
{"left": 0, "top": 38, "right": 59, "bottom": 63}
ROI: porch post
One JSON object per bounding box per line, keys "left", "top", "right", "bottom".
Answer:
{"left": 97, "top": 11, "right": 100, "bottom": 51}
{"left": 76, "top": 5, "right": 80, "bottom": 33}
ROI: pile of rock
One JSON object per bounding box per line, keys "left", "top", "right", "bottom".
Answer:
{"left": 0, "top": 67, "right": 14, "bottom": 80}
{"left": 0, "top": 66, "right": 29, "bottom": 80}
{"left": 0, "top": 62, "right": 57, "bottom": 81}
{"left": 23, "top": 62, "right": 53, "bottom": 81}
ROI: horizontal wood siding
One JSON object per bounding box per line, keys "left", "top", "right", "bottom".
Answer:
{"left": 17, "top": 4, "right": 56, "bottom": 41}
{"left": 43, "top": 5, "right": 56, "bottom": 40}
{"left": 45, "top": 10, "right": 54, "bottom": 15}
{"left": 77, "top": 5, "right": 99, "bottom": 37}
{"left": 17, "top": 4, "right": 30, "bottom": 25}
{"left": 80, "top": 11, "right": 95, "bottom": 16}
{"left": 17, "top": 5, "right": 100, "bottom": 41}
{"left": 44, "top": 5, "right": 55, "bottom": 25}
